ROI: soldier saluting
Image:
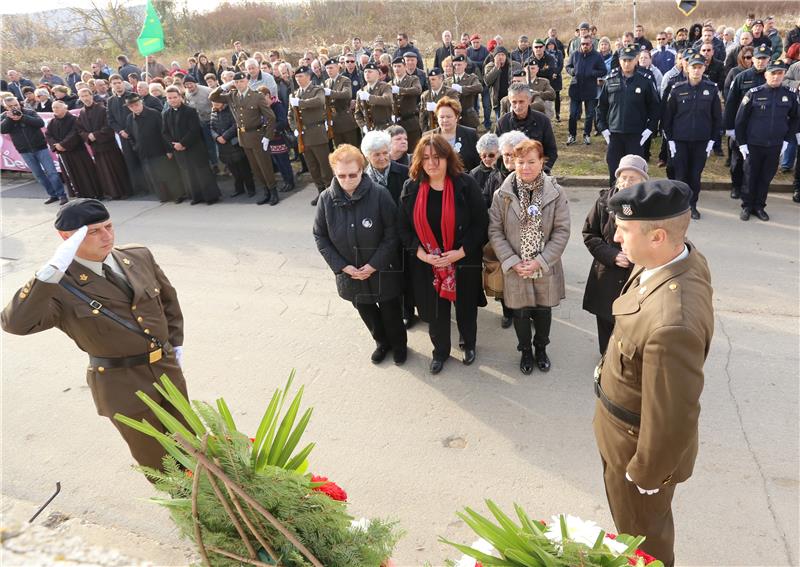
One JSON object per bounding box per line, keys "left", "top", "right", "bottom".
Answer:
{"left": 323, "top": 58, "right": 360, "bottom": 147}
{"left": 354, "top": 62, "right": 394, "bottom": 132}
{"left": 2, "top": 199, "right": 190, "bottom": 473}
{"left": 390, "top": 56, "right": 423, "bottom": 150}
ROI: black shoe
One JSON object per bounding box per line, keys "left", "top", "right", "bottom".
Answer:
{"left": 174, "top": 196, "right": 186, "bottom": 204}
{"left": 58, "top": 196, "right": 68, "bottom": 205}
{"left": 44, "top": 197, "right": 59, "bottom": 205}
{"left": 371, "top": 345, "right": 390, "bottom": 364}
{"left": 583, "top": 134, "right": 591, "bottom": 145}
{"left": 268, "top": 187, "right": 279, "bottom": 206}
{"left": 279, "top": 182, "right": 295, "bottom": 193}
{"left": 520, "top": 349, "right": 534, "bottom": 375}
{"left": 534, "top": 347, "right": 551, "bottom": 372}
{"left": 730, "top": 187, "right": 741, "bottom": 199}
{"left": 713, "top": 148, "right": 724, "bottom": 157}
{"left": 246, "top": 191, "right": 255, "bottom": 197}
{"left": 754, "top": 209, "right": 769, "bottom": 221}
{"left": 566, "top": 135, "right": 576, "bottom": 146}
{"left": 403, "top": 315, "right": 417, "bottom": 329}
{"left": 256, "top": 189, "right": 270, "bottom": 205}
{"left": 393, "top": 347, "right": 407, "bottom": 365}
{"left": 793, "top": 191, "right": 800, "bottom": 203}
{"left": 500, "top": 316, "right": 512, "bottom": 329}
{"left": 740, "top": 209, "right": 751, "bottom": 221}
{"left": 190, "top": 200, "right": 201, "bottom": 205}
{"left": 462, "top": 348, "right": 476, "bottom": 365}
{"left": 690, "top": 207, "right": 701, "bottom": 220}
{"left": 231, "top": 189, "right": 245, "bottom": 197}
{"left": 429, "top": 358, "right": 446, "bottom": 374}
{"left": 206, "top": 199, "right": 218, "bottom": 205}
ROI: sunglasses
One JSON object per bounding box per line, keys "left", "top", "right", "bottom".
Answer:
{"left": 345, "top": 60, "right": 355, "bottom": 63}
{"left": 581, "top": 43, "right": 592, "bottom": 46}
{"left": 335, "top": 173, "right": 360, "bottom": 180}
{"left": 743, "top": 55, "right": 753, "bottom": 60}
{"left": 481, "top": 153, "right": 497, "bottom": 159}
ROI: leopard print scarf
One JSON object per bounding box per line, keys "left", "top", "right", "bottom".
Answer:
{"left": 515, "top": 172, "right": 545, "bottom": 279}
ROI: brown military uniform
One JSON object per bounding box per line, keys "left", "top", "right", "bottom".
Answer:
{"left": 391, "top": 73, "right": 422, "bottom": 149}
{"left": 209, "top": 86, "right": 277, "bottom": 189}
{"left": 288, "top": 84, "right": 333, "bottom": 191}
{"left": 354, "top": 81, "right": 394, "bottom": 132}
{"left": 419, "top": 86, "right": 460, "bottom": 132}
{"left": 1, "top": 245, "right": 188, "bottom": 472}
{"left": 593, "top": 243, "right": 714, "bottom": 566}
{"left": 446, "top": 73, "right": 483, "bottom": 129}
{"left": 324, "top": 74, "right": 360, "bottom": 147}
{"left": 528, "top": 77, "right": 556, "bottom": 119}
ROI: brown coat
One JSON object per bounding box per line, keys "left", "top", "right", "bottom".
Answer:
{"left": 487, "top": 173, "right": 571, "bottom": 309}
{"left": 354, "top": 81, "right": 394, "bottom": 130}
{"left": 209, "top": 86, "right": 276, "bottom": 149}
{"left": 418, "top": 87, "right": 460, "bottom": 131}
{"left": 446, "top": 73, "right": 483, "bottom": 110}
{"left": 593, "top": 244, "right": 714, "bottom": 489}
{"left": 287, "top": 84, "right": 329, "bottom": 147}
{"left": 324, "top": 74, "right": 358, "bottom": 134}
{"left": 391, "top": 73, "right": 422, "bottom": 119}
{"left": 1, "top": 245, "right": 185, "bottom": 418}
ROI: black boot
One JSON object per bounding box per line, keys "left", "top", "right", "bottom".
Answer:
{"left": 520, "top": 348, "right": 534, "bottom": 375}
{"left": 534, "top": 346, "right": 551, "bottom": 372}
{"left": 730, "top": 187, "right": 741, "bottom": 199}
{"left": 310, "top": 187, "right": 323, "bottom": 206}
{"left": 793, "top": 189, "right": 800, "bottom": 203}
{"left": 256, "top": 187, "right": 271, "bottom": 205}
{"left": 268, "top": 186, "right": 279, "bottom": 206}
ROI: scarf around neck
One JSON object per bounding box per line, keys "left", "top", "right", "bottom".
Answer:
{"left": 413, "top": 176, "right": 457, "bottom": 301}
{"left": 514, "top": 172, "right": 546, "bottom": 279}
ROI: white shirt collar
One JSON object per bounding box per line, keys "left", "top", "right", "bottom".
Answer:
{"left": 639, "top": 244, "right": 688, "bottom": 284}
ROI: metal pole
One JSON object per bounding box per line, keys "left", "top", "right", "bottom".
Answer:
{"left": 633, "top": 0, "right": 637, "bottom": 32}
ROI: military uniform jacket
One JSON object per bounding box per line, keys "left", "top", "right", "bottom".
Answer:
{"left": 446, "top": 73, "right": 482, "bottom": 112}
{"left": 529, "top": 77, "right": 556, "bottom": 102}
{"left": 324, "top": 74, "right": 358, "bottom": 134}
{"left": 593, "top": 244, "right": 714, "bottom": 489}
{"left": 354, "top": 81, "right": 394, "bottom": 130}
{"left": 735, "top": 84, "right": 800, "bottom": 148}
{"left": 208, "top": 86, "right": 276, "bottom": 149}
{"left": 287, "top": 84, "right": 328, "bottom": 147}
{"left": 391, "top": 74, "right": 422, "bottom": 120}
{"left": 663, "top": 79, "right": 722, "bottom": 142}
{"left": 1, "top": 245, "right": 185, "bottom": 418}
{"left": 419, "top": 87, "right": 460, "bottom": 130}
{"left": 722, "top": 68, "right": 766, "bottom": 130}
{"left": 597, "top": 69, "right": 659, "bottom": 134}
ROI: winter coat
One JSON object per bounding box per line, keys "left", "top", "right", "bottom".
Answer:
{"left": 209, "top": 105, "right": 247, "bottom": 164}
{"left": 0, "top": 109, "right": 47, "bottom": 153}
{"left": 566, "top": 49, "right": 608, "bottom": 101}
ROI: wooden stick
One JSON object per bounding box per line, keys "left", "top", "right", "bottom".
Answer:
{"left": 191, "top": 436, "right": 212, "bottom": 567}
{"left": 225, "top": 484, "right": 280, "bottom": 564}
{"left": 205, "top": 545, "right": 273, "bottom": 567}
{"left": 204, "top": 469, "right": 258, "bottom": 560}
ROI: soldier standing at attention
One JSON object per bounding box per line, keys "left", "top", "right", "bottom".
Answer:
{"left": 593, "top": 180, "right": 714, "bottom": 567}
{"left": 289, "top": 66, "right": 333, "bottom": 206}
{"left": 323, "top": 58, "right": 360, "bottom": 147}
{"left": 419, "top": 68, "right": 459, "bottom": 132}
{"left": 447, "top": 55, "right": 483, "bottom": 129}
{"left": 354, "top": 63, "right": 394, "bottom": 133}
{"left": 390, "top": 56, "right": 423, "bottom": 150}
{"left": 2, "top": 199, "right": 190, "bottom": 473}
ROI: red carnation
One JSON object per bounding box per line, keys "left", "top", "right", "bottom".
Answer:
{"left": 606, "top": 534, "right": 658, "bottom": 565}
{"left": 310, "top": 474, "right": 348, "bottom": 502}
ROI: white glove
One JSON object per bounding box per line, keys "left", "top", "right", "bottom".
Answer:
{"left": 705, "top": 140, "right": 714, "bottom": 157}
{"left": 780, "top": 140, "right": 788, "bottom": 159}
{"left": 324, "top": 88, "right": 331, "bottom": 96}
{"left": 426, "top": 101, "right": 437, "bottom": 112}
{"left": 796, "top": 133, "right": 800, "bottom": 145}
{"left": 451, "top": 83, "right": 463, "bottom": 93}
{"left": 626, "top": 472, "right": 659, "bottom": 495}
{"left": 601, "top": 129, "right": 610, "bottom": 144}
{"left": 261, "top": 137, "right": 270, "bottom": 151}
{"left": 293, "top": 129, "right": 299, "bottom": 137}
{"left": 739, "top": 144, "right": 749, "bottom": 159}
{"left": 358, "top": 90, "right": 370, "bottom": 101}
{"left": 174, "top": 346, "right": 184, "bottom": 368}
{"left": 639, "top": 128, "right": 652, "bottom": 146}
{"left": 668, "top": 140, "right": 676, "bottom": 158}
{"left": 47, "top": 226, "right": 88, "bottom": 272}
{"left": 725, "top": 129, "right": 735, "bottom": 140}
{"left": 362, "top": 125, "right": 369, "bottom": 134}
{"left": 391, "top": 85, "right": 400, "bottom": 94}
{"left": 221, "top": 81, "right": 235, "bottom": 90}
{"left": 289, "top": 96, "right": 300, "bottom": 107}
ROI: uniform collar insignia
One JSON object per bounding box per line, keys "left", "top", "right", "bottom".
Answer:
{"left": 79, "top": 273, "right": 89, "bottom": 281}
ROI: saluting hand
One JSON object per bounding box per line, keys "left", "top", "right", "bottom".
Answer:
{"left": 49, "top": 225, "right": 89, "bottom": 272}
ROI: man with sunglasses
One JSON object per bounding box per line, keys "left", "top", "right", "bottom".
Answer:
{"left": 393, "top": 32, "right": 422, "bottom": 65}
{"left": 341, "top": 55, "right": 364, "bottom": 99}
{"left": 566, "top": 35, "right": 607, "bottom": 145}
{"left": 652, "top": 32, "right": 676, "bottom": 75}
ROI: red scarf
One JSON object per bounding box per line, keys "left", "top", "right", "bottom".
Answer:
{"left": 413, "top": 176, "right": 457, "bottom": 301}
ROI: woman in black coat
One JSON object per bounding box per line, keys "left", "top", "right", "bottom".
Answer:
{"left": 313, "top": 144, "right": 408, "bottom": 365}
{"left": 397, "top": 132, "right": 489, "bottom": 374}
{"left": 432, "top": 96, "right": 480, "bottom": 171}
{"left": 582, "top": 154, "right": 648, "bottom": 354}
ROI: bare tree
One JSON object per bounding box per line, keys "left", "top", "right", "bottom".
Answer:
{"left": 67, "top": 0, "right": 140, "bottom": 54}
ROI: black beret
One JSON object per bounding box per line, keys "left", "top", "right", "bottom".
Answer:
{"left": 391, "top": 56, "right": 405, "bottom": 65}
{"left": 182, "top": 75, "right": 197, "bottom": 83}
{"left": 512, "top": 69, "right": 527, "bottom": 77}
{"left": 324, "top": 58, "right": 339, "bottom": 66}
{"left": 294, "top": 65, "right": 312, "bottom": 75}
{"left": 363, "top": 62, "right": 379, "bottom": 71}
{"left": 55, "top": 198, "right": 110, "bottom": 230}
{"left": 233, "top": 71, "right": 247, "bottom": 80}
{"left": 608, "top": 180, "right": 691, "bottom": 221}
{"left": 124, "top": 93, "right": 142, "bottom": 104}
{"left": 619, "top": 46, "right": 638, "bottom": 60}
{"left": 428, "top": 68, "right": 443, "bottom": 77}
{"left": 524, "top": 58, "right": 539, "bottom": 67}
{"left": 452, "top": 55, "right": 466, "bottom": 62}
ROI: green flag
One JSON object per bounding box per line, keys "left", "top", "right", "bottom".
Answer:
{"left": 137, "top": 0, "right": 165, "bottom": 57}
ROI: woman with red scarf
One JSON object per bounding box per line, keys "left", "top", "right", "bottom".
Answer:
{"left": 397, "top": 133, "right": 489, "bottom": 374}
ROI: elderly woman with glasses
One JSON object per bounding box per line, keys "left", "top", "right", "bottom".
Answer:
{"left": 397, "top": 133, "right": 489, "bottom": 374}
{"left": 470, "top": 132, "right": 500, "bottom": 206}
{"left": 313, "top": 144, "right": 408, "bottom": 365}
{"left": 362, "top": 130, "right": 409, "bottom": 204}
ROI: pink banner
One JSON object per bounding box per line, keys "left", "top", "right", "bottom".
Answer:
{"left": 1, "top": 109, "right": 83, "bottom": 172}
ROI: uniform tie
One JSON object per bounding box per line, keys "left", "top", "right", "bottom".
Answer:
{"left": 103, "top": 264, "right": 134, "bottom": 300}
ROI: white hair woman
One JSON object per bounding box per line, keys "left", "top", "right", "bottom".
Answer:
{"left": 33, "top": 88, "right": 53, "bottom": 113}
{"left": 471, "top": 132, "right": 500, "bottom": 207}
{"left": 361, "top": 130, "right": 409, "bottom": 204}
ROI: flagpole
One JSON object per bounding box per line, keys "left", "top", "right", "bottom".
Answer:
{"left": 145, "top": 54, "right": 149, "bottom": 81}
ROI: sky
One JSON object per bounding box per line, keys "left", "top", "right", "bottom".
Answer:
{"left": 0, "top": 0, "right": 226, "bottom": 15}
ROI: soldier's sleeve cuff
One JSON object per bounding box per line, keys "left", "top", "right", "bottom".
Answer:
{"left": 35, "top": 265, "right": 64, "bottom": 284}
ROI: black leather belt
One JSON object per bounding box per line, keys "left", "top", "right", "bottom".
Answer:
{"left": 594, "top": 378, "right": 641, "bottom": 427}
{"left": 239, "top": 125, "right": 265, "bottom": 133}
{"left": 90, "top": 345, "right": 168, "bottom": 371}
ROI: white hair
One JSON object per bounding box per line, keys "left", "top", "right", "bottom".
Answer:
{"left": 34, "top": 88, "right": 50, "bottom": 98}
{"left": 245, "top": 58, "right": 259, "bottom": 68}
{"left": 361, "top": 130, "right": 391, "bottom": 155}
{"left": 497, "top": 130, "right": 529, "bottom": 150}
{"left": 476, "top": 133, "right": 500, "bottom": 154}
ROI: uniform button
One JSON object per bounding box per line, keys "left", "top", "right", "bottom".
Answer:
{"left": 144, "top": 329, "right": 150, "bottom": 334}
{"left": 617, "top": 341, "right": 623, "bottom": 350}
{"left": 92, "top": 309, "right": 100, "bottom": 315}
{"left": 137, "top": 316, "right": 144, "bottom": 323}
{"left": 627, "top": 428, "right": 635, "bottom": 436}
{"left": 669, "top": 283, "right": 678, "bottom": 290}
{"left": 150, "top": 343, "right": 156, "bottom": 349}
{"left": 19, "top": 293, "right": 27, "bottom": 299}
{"left": 154, "top": 288, "right": 159, "bottom": 293}
{"left": 98, "top": 366, "right": 105, "bottom": 373}
{"left": 131, "top": 305, "right": 137, "bottom": 311}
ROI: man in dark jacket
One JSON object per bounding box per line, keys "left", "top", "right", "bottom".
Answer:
{"left": 511, "top": 35, "right": 533, "bottom": 65}
{"left": 6, "top": 70, "right": 35, "bottom": 101}
{"left": 495, "top": 83, "right": 558, "bottom": 173}
{"left": 434, "top": 30, "right": 456, "bottom": 70}
{"left": 116, "top": 55, "right": 141, "bottom": 81}
{"left": 566, "top": 37, "right": 608, "bottom": 145}
{"left": 467, "top": 35, "right": 492, "bottom": 129}
{"left": 106, "top": 74, "right": 148, "bottom": 195}
{"left": 1, "top": 96, "right": 67, "bottom": 204}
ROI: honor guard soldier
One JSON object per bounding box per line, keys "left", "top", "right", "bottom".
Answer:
{"left": 724, "top": 45, "right": 770, "bottom": 200}
{"left": 209, "top": 71, "right": 279, "bottom": 205}
{"left": 419, "top": 68, "right": 460, "bottom": 132}
{"left": 289, "top": 65, "right": 334, "bottom": 206}
{"left": 1, "top": 199, "right": 190, "bottom": 473}
{"left": 662, "top": 53, "right": 722, "bottom": 219}
{"left": 354, "top": 62, "right": 394, "bottom": 132}
{"left": 524, "top": 58, "right": 556, "bottom": 118}
{"left": 593, "top": 180, "right": 714, "bottom": 567}
{"left": 597, "top": 45, "right": 660, "bottom": 186}
{"left": 499, "top": 69, "right": 547, "bottom": 116}
{"left": 734, "top": 60, "right": 800, "bottom": 221}
{"left": 390, "top": 56, "right": 423, "bottom": 150}
{"left": 446, "top": 55, "right": 483, "bottom": 129}
{"left": 323, "top": 58, "right": 360, "bottom": 147}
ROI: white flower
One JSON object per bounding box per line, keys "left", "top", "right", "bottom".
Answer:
{"left": 454, "top": 538, "right": 497, "bottom": 567}
{"left": 350, "top": 517, "right": 371, "bottom": 532}
{"left": 454, "top": 142, "right": 462, "bottom": 152}
{"left": 544, "top": 515, "right": 628, "bottom": 555}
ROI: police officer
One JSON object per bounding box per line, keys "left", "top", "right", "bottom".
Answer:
{"left": 354, "top": 63, "right": 394, "bottom": 132}
{"left": 723, "top": 44, "right": 770, "bottom": 199}
{"left": 390, "top": 56, "right": 423, "bottom": 150}
{"left": 323, "top": 58, "right": 360, "bottom": 147}
{"left": 446, "top": 55, "right": 483, "bottom": 129}
{"left": 597, "top": 46, "right": 659, "bottom": 186}
{"left": 662, "top": 54, "right": 722, "bottom": 219}
{"left": 593, "top": 180, "right": 714, "bottom": 567}
{"left": 735, "top": 61, "right": 800, "bottom": 221}
{"left": 1, "top": 199, "right": 189, "bottom": 473}
{"left": 419, "top": 68, "right": 459, "bottom": 132}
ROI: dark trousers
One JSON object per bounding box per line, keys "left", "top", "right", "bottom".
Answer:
{"left": 512, "top": 306, "right": 552, "bottom": 351}
{"left": 499, "top": 297, "right": 513, "bottom": 318}
{"left": 569, "top": 98, "right": 597, "bottom": 137}
{"left": 354, "top": 296, "right": 407, "bottom": 350}
{"left": 270, "top": 151, "right": 295, "bottom": 188}
{"left": 334, "top": 128, "right": 361, "bottom": 148}
{"left": 743, "top": 145, "right": 780, "bottom": 211}
{"left": 607, "top": 133, "right": 643, "bottom": 186}
{"left": 200, "top": 121, "right": 219, "bottom": 165}
{"left": 243, "top": 146, "right": 276, "bottom": 188}
{"left": 795, "top": 146, "right": 800, "bottom": 191}
{"left": 554, "top": 91, "right": 561, "bottom": 120}
{"left": 304, "top": 143, "right": 333, "bottom": 190}
{"left": 729, "top": 140, "right": 747, "bottom": 191}
{"left": 672, "top": 141, "right": 708, "bottom": 207}
{"left": 428, "top": 296, "right": 478, "bottom": 360}
{"left": 228, "top": 158, "right": 255, "bottom": 195}
{"left": 596, "top": 316, "right": 615, "bottom": 355}
{"left": 481, "top": 85, "right": 493, "bottom": 128}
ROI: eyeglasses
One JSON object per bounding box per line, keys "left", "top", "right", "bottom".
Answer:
{"left": 657, "top": 37, "right": 666, "bottom": 41}
{"left": 534, "top": 45, "right": 544, "bottom": 48}
{"left": 335, "top": 173, "right": 360, "bottom": 180}
{"left": 345, "top": 60, "right": 355, "bottom": 63}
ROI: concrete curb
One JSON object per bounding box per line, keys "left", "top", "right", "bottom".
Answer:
{"left": 555, "top": 174, "right": 795, "bottom": 192}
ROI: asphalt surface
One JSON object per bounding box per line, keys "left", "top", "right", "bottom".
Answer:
{"left": 1, "top": 174, "right": 798, "bottom": 566}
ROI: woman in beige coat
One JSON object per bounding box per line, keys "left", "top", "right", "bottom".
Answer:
{"left": 488, "top": 139, "right": 570, "bottom": 374}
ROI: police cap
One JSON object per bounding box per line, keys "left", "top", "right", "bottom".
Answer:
{"left": 766, "top": 59, "right": 788, "bottom": 72}
{"left": 687, "top": 54, "right": 707, "bottom": 66}
{"left": 681, "top": 47, "right": 697, "bottom": 59}
{"left": 55, "top": 198, "right": 110, "bottom": 231}
{"left": 619, "top": 46, "right": 638, "bottom": 60}
{"left": 608, "top": 180, "right": 691, "bottom": 221}
{"left": 754, "top": 44, "right": 772, "bottom": 59}
{"left": 233, "top": 71, "right": 247, "bottom": 80}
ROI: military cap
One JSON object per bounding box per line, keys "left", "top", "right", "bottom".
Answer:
{"left": 55, "top": 198, "right": 110, "bottom": 231}
{"left": 766, "top": 59, "right": 788, "bottom": 72}
{"left": 524, "top": 58, "right": 539, "bottom": 67}
{"left": 532, "top": 38, "right": 545, "bottom": 47}
{"left": 687, "top": 54, "right": 707, "bottom": 66}
{"left": 402, "top": 51, "right": 418, "bottom": 59}
{"left": 428, "top": 68, "right": 444, "bottom": 77}
{"left": 182, "top": 75, "right": 196, "bottom": 83}
{"left": 519, "top": 35, "right": 529, "bottom": 41}
{"left": 391, "top": 56, "right": 405, "bottom": 65}
{"left": 233, "top": 71, "right": 247, "bottom": 80}
{"left": 681, "top": 48, "right": 697, "bottom": 58}
{"left": 578, "top": 22, "right": 591, "bottom": 30}
{"left": 619, "top": 46, "right": 638, "bottom": 60}
{"left": 363, "top": 62, "right": 379, "bottom": 71}
{"left": 324, "top": 58, "right": 339, "bottom": 67}
{"left": 753, "top": 44, "right": 772, "bottom": 59}
{"left": 512, "top": 69, "right": 527, "bottom": 78}
{"left": 752, "top": 19, "right": 764, "bottom": 26}
{"left": 676, "top": 27, "right": 688, "bottom": 34}
{"left": 294, "top": 65, "right": 312, "bottom": 75}
{"left": 124, "top": 93, "right": 142, "bottom": 104}
{"left": 452, "top": 55, "right": 466, "bottom": 63}
{"left": 608, "top": 179, "right": 690, "bottom": 221}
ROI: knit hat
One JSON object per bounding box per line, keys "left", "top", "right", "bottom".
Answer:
{"left": 614, "top": 154, "right": 649, "bottom": 180}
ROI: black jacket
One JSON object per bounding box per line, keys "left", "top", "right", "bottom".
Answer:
{"left": 142, "top": 94, "right": 164, "bottom": 112}
{"left": 0, "top": 109, "right": 47, "bottom": 153}
{"left": 126, "top": 106, "right": 172, "bottom": 159}
{"left": 434, "top": 125, "right": 480, "bottom": 172}
{"left": 210, "top": 105, "right": 246, "bottom": 164}
{"left": 369, "top": 160, "right": 409, "bottom": 205}
{"left": 434, "top": 43, "right": 456, "bottom": 70}
{"left": 735, "top": 84, "right": 800, "bottom": 148}
{"left": 566, "top": 49, "right": 607, "bottom": 101}
{"left": 597, "top": 69, "right": 659, "bottom": 134}
{"left": 663, "top": 79, "right": 722, "bottom": 142}
{"left": 313, "top": 176, "right": 403, "bottom": 304}
{"left": 106, "top": 94, "right": 132, "bottom": 133}
{"left": 469, "top": 162, "right": 495, "bottom": 207}
{"left": 162, "top": 104, "right": 203, "bottom": 148}
{"left": 723, "top": 67, "right": 766, "bottom": 129}
{"left": 495, "top": 109, "right": 558, "bottom": 173}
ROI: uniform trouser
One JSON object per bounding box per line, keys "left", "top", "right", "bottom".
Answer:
{"left": 602, "top": 458, "right": 677, "bottom": 567}
{"left": 20, "top": 149, "right": 66, "bottom": 198}
{"left": 428, "top": 296, "right": 478, "bottom": 360}
{"left": 512, "top": 306, "right": 552, "bottom": 351}
{"left": 399, "top": 118, "right": 422, "bottom": 151}
{"left": 354, "top": 296, "right": 407, "bottom": 350}
{"left": 607, "top": 133, "right": 644, "bottom": 186}
{"left": 554, "top": 90, "right": 562, "bottom": 120}
{"left": 672, "top": 141, "right": 708, "bottom": 207}
{"left": 568, "top": 98, "right": 597, "bottom": 137}
{"left": 334, "top": 128, "right": 361, "bottom": 148}
{"left": 243, "top": 146, "right": 276, "bottom": 188}
{"left": 228, "top": 158, "right": 255, "bottom": 195}
{"left": 304, "top": 143, "right": 333, "bottom": 190}
{"left": 481, "top": 86, "right": 493, "bottom": 128}
{"left": 743, "top": 145, "right": 780, "bottom": 212}
{"left": 596, "top": 316, "right": 615, "bottom": 355}
{"left": 729, "top": 140, "right": 747, "bottom": 191}
{"left": 460, "top": 109, "right": 480, "bottom": 130}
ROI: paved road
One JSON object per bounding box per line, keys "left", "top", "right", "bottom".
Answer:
{"left": 2, "top": 176, "right": 798, "bottom": 566}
